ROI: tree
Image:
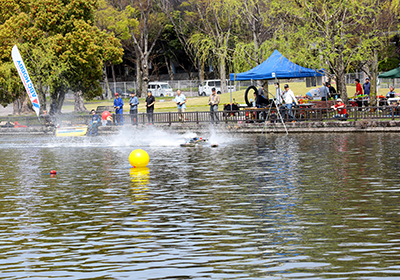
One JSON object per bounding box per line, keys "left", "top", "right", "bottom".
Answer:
{"left": 159, "top": 0, "right": 205, "bottom": 81}
{"left": 186, "top": 0, "right": 240, "bottom": 94}
{"left": 96, "top": 0, "right": 130, "bottom": 99}
{"left": 0, "top": 0, "right": 123, "bottom": 114}
{"left": 57, "top": 20, "right": 123, "bottom": 111}
{"left": 354, "top": 0, "right": 399, "bottom": 105}
{"left": 279, "top": 0, "right": 383, "bottom": 104}
{"left": 120, "top": 0, "right": 164, "bottom": 97}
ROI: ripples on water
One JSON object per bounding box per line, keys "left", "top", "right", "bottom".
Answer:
{"left": 0, "top": 128, "right": 400, "bottom": 279}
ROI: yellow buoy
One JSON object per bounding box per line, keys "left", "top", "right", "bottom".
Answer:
{"left": 129, "top": 149, "right": 149, "bottom": 168}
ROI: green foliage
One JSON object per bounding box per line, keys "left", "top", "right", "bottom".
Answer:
{"left": 96, "top": 0, "right": 130, "bottom": 40}
{"left": 0, "top": 0, "right": 123, "bottom": 108}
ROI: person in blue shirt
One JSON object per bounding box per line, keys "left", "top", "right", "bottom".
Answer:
{"left": 174, "top": 89, "right": 186, "bottom": 122}
{"left": 129, "top": 92, "right": 139, "bottom": 125}
{"left": 363, "top": 77, "right": 371, "bottom": 96}
{"left": 113, "top": 93, "right": 124, "bottom": 125}
{"left": 88, "top": 109, "right": 101, "bottom": 136}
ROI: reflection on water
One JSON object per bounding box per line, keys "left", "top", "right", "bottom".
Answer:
{"left": 0, "top": 129, "right": 400, "bottom": 279}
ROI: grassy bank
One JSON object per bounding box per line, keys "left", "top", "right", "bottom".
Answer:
{"left": 73, "top": 82, "right": 387, "bottom": 114}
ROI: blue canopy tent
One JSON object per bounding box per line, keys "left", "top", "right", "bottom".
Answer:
{"left": 228, "top": 50, "right": 324, "bottom": 108}
{"left": 229, "top": 49, "right": 324, "bottom": 81}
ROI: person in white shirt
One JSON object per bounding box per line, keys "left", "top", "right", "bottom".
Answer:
{"left": 281, "top": 84, "right": 298, "bottom": 121}
{"left": 174, "top": 89, "right": 186, "bottom": 122}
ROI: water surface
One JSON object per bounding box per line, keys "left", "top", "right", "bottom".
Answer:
{"left": 0, "top": 129, "right": 399, "bottom": 279}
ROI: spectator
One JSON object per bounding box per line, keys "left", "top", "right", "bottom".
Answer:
{"left": 319, "top": 82, "right": 330, "bottom": 101}
{"left": 113, "top": 93, "right": 124, "bottom": 125}
{"left": 363, "top": 77, "right": 371, "bottom": 97}
{"left": 41, "top": 110, "right": 54, "bottom": 127}
{"left": 281, "top": 84, "right": 298, "bottom": 122}
{"left": 88, "top": 109, "right": 101, "bottom": 136}
{"left": 327, "top": 82, "right": 338, "bottom": 99}
{"left": 208, "top": 87, "right": 220, "bottom": 124}
{"left": 174, "top": 89, "right": 186, "bottom": 122}
{"left": 275, "top": 82, "right": 283, "bottom": 106}
{"left": 386, "top": 86, "right": 396, "bottom": 98}
{"left": 355, "top": 79, "right": 363, "bottom": 97}
{"left": 145, "top": 91, "right": 155, "bottom": 125}
{"left": 331, "top": 98, "right": 348, "bottom": 119}
{"left": 129, "top": 92, "right": 139, "bottom": 125}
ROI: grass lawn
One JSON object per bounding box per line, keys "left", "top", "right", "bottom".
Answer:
{"left": 71, "top": 82, "right": 390, "bottom": 114}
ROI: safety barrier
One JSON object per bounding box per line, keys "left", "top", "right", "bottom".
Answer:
{"left": 1, "top": 106, "right": 400, "bottom": 127}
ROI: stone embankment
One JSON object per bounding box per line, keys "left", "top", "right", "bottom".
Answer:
{"left": 1, "top": 120, "right": 400, "bottom": 135}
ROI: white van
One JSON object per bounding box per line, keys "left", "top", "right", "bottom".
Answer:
{"left": 148, "top": 82, "right": 174, "bottom": 97}
{"left": 198, "top": 79, "right": 236, "bottom": 96}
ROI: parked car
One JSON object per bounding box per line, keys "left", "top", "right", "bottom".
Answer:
{"left": 198, "top": 79, "right": 236, "bottom": 96}
{"left": 110, "top": 87, "right": 131, "bottom": 98}
{"left": 148, "top": 82, "right": 174, "bottom": 97}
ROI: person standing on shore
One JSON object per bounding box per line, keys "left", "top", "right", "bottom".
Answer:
{"left": 174, "top": 89, "right": 186, "bottom": 122}
{"left": 281, "top": 84, "right": 298, "bottom": 122}
{"left": 319, "top": 82, "right": 330, "bottom": 101}
{"left": 129, "top": 92, "right": 139, "bottom": 125}
{"left": 363, "top": 77, "right": 371, "bottom": 97}
{"left": 145, "top": 91, "right": 155, "bottom": 125}
{"left": 113, "top": 93, "right": 124, "bottom": 125}
{"left": 355, "top": 79, "right": 363, "bottom": 97}
{"left": 327, "top": 82, "right": 338, "bottom": 99}
{"left": 275, "top": 82, "right": 283, "bottom": 106}
{"left": 208, "top": 88, "right": 220, "bottom": 124}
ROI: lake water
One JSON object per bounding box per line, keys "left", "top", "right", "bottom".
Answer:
{"left": 1, "top": 128, "right": 400, "bottom": 279}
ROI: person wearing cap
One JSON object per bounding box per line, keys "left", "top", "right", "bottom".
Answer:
{"left": 208, "top": 87, "right": 220, "bottom": 124}
{"left": 129, "top": 92, "right": 139, "bottom": 125}
{"left": 331, "top": 98, "right": 347, "bottom": 120}
{"left": 174, "top": 89, "right": 186, "bottom": 122}
{"left": 88, "top": 109, "right": 101, "bottom": 136}
{"left": 281, "top": 84, "right": 298, "bottom": 121}
{"left": 145, "top": 91, "right": 156, "bottom": 124}
{"left": 386, "top": 86, "right": 396, "bottom": 99}
{"left": 113, "top": 93, "right": 124, "bottom": 125}
{"left": 363, "top": 77, "right": 371, "bottom": 97}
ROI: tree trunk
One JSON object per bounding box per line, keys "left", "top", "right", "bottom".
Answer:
{"left": 370, "top": 49, "right": 378, "bottom": 106}
{"left": 36, "top": 85, "right": 47, "bottom": 113}
{"left": 141, "top": 56, "right": 149, "bottom": 97}
{"left": 103, "top": 63, "right": 112, "bottom": 100}
{"left": 198, "top": 59, "right": 204, "bottom": 84}
{"left": 253, "top": 29, "right": 259, "bottom": 65}
{"left": 74, "top": 90, "right": 87, "bottom": 112}
{"left": 136, "top": 59, "right": 142, "bottom": 97}
{"left": 50, "top": 86, "right": 67, "bottom": 115}
{"left": 335, "top": 54, "right": 348, "bottom": 104}
{"left": 13, "top": 99, "right": 21, "bottom": 115}
{"left": 13, "top": 95, "right": 34, "bottom": 115}
{"left": 55, "top": 91, "right": 65, "bottom": 114}
{"left": 111, "top": 64, "right": 116, "bottom": 84}
{"left": 165, "top": 56, "right": 174, "bottom": 80}
{"left": 218, "top": 54, "right": 228, "bottom": 94}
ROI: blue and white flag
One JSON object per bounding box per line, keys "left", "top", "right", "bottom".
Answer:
{"left": 11, "top": 45, "right": 40, "bottom": 116}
